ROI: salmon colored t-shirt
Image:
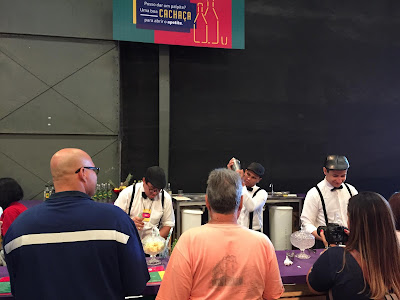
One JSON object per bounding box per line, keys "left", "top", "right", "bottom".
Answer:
{"left": 157, "top": 223, "right": 284, "bottom": 300}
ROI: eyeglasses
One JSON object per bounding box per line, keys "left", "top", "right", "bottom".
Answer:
{"left": 145, "top": 181, "right": 161, "bottom": 194}
{"left": 75, "top": 167, "right": 100, "bottom": 175}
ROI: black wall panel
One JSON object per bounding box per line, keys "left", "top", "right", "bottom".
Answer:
{"left": 121, "top": 1, "right": 400, "bottom": 198}
{"left": 168, "top": 0, "right": 400, "bottom": 197}
{"left": 120, "top": 41, "right": 160, "bottom": 181}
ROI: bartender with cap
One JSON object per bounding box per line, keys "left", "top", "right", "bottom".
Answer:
{"left": 300, "top": 155, "right": 358, "bottom": 248}
{"left": 227, "top": 158, "right": 268, "bottom": 231}
{"left": 114, "top": 166, "right": 175, "bottom": 240}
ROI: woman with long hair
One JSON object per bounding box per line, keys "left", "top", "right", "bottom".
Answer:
{"left": 307, "top": 191, "right": 400, "bottom": 299}
{"left": 0, "top": 178, "right": 27, "bottom": 237}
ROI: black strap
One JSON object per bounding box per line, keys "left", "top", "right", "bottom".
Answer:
{"left": 315, "top": 186, "right": 329, "bottom": 226}
{"left": 315, "top": 184, "right": 353, "bottom": 227}
{"left": 158, "top": 191, "right": 165, "bottom": 229}
{"left": 249, "top": 188, "right": 262, "bottom": 230}
{"left": 344, "top": 183, "right": 353, "bottom": 197}
{"left": 128, "top": 183, "right": 136, "bottom": 216}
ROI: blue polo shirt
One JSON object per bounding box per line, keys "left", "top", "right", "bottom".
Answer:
{"left": 4, "top": 191, "right": 149, "bottom": 300}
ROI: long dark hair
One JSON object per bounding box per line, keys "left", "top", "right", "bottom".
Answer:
{"left": 346, "top": 191, "right": 400, "bottom": 299}
{"left": 0, "top": 178, "right": 24, "bottom": 210}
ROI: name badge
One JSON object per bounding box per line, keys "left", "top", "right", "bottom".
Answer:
{"left": 142, "top": 208, "right": 151, "bottom": 222}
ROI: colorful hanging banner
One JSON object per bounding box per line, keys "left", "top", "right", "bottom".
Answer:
{"left": 113, "top": 0, "right": 245, "bottom": 49}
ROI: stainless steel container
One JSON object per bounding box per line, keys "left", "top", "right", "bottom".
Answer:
{"left": 232, "top": 158, "right": 241, "bottom": 171}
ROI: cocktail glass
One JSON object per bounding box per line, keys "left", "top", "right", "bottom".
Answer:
{"left": 142, "top": 235, "right": 166, "bottom": 266}
{"left": 290, "top": 230, "right": 315, "bottom": 259}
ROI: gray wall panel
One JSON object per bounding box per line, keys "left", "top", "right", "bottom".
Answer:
{"left": 53, "top": 47, "right": 120, "bottom": 133}
{"left": 0, "top": 51, "right": 48, "bottom": 119}
{"left": 91, "top": 140, "right": 120, "bottom": 186}
{"left": 0, "top": 35, "right": 120, "bottom": 198}
{"left": 0, "top": 36, "right": 115, "bottom": 86}
{"left": 0, "top": 152, "right": 48, "bottom": 200}
{"left": 0, "top": 36, "right": 119, "bottom": 135}
{"left": 0, "top": 0, "right": 113, "bottom": 40}
{"left": 0, "top": 89, "right": 114, "bottom": 134}
{"left": 0, "top": 135, "right": 119, "bottom": 199}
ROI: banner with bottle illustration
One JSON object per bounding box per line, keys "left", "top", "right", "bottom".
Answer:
{"left": 113, "top": 0, "right": 245, "bottom": 49}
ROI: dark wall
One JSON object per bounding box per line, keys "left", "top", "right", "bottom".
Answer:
{"left": 121, "top": 1, "right": 400, "bottom": 198}
{"left": 120, "top": 41, "right": 160, "bottom": 181}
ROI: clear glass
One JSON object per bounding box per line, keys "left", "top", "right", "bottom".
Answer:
{"left": 290, "top": 230, "right": 315, "bottom": 259}
{"left": 142, "top": 233, "right": 166, "bottom": 265}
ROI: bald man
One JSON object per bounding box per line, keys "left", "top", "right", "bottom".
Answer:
{"left": 3, "top": 148, "right": 150, "bottom": 300}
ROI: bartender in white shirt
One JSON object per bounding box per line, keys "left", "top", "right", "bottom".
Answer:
{"left": 227, "top": 158, "right": 268, "bottom": 231}
{"left": 300, "top": 155, "right": 358, "bottom": 248}
{"left": 114, "top": 166, "right": 175, "bottom": 240}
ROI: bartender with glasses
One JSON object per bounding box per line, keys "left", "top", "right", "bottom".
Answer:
{"left": 227, "top": 158, "right": 268, "bottom": 232}
{"left": 114, "top": 166, "right": 175, "bottom": 240}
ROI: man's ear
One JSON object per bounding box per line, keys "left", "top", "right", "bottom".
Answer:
{"left": 205, "top": 195, "right": 210, "bottom": 211}
{"left": 323, "top": 167, "right": 328, "bottom": 176}
{"left": 77, "top": 168, "right": 87, "bottom": 183}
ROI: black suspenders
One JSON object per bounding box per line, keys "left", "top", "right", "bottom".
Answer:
{"left": 315, "top": 183, "right": 353, "bottom": 225}
{"left": 128, "top": 183, "right": 136, "bottom": 216}
{"left": 249, "top": 187, "right": 262, "bottom": 229}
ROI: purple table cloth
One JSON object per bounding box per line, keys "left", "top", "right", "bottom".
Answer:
{"left": 0, "top": 251, "right": 321, "bottom": 298}
{"left": 142, "top": 257, "right": 169, "bottom": 295}
{"left": 276, "top": 249, "right": 323, "bottom": 284}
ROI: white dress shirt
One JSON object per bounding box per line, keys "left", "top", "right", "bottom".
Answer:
{"left": 114, "top": 182, "right": 175, "bottom": 240}
{"left": 301, "top": 178, "right": 358, "bottom": 234}
{"left": 238, "top": 185, "right": 268, "bottom": 230}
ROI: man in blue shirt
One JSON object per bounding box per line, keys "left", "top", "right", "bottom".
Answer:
{"left": 4, "top": 148, "right": 149, "bottom": 300}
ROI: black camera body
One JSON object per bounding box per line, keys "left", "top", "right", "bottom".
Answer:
{"left": 317, "top": 223, "right": 348, "bottom": 245}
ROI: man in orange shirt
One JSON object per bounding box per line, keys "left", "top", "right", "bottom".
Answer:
{"left": 157, "top": 168, "right": 284, "bottom": 300}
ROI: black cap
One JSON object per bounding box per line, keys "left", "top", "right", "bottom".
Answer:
{"left": 324, "top": 155, "right": 350, "bottom": 170}
{"left": 246, "top": 162, "right": 265, "bottom": 177}
{"left": 145, "top": 166, "right": 166, "bottom": 189}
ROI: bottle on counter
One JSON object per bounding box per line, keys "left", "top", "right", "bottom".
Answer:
{"left": 107, "top": 183, "right": 112, "bottom": 202}
{"left": 93, "top": 184, "right": 100, "bottom": 201}
{"left": 44, "top": 185, "right": 50, "bottom": 200}
{"left": 166, "top": 183, "right": 172, "bottom": 196}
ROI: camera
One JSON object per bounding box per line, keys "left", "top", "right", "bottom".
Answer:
{"left": 317, "top": 223, "right": 348, "bottom": 245}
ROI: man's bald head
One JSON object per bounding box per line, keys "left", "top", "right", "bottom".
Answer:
{"left": 50, "top": 148, "right": 97, "bottom": 196}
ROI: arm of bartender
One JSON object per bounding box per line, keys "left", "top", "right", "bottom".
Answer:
{"left": 158, "top": 192, "right": 175, "bottom": 239}
{"left": 300, "top": 188, "right": 323, "bottom": 241}
{"left": 242, "top": 186, "right": 268, "bottom": 212}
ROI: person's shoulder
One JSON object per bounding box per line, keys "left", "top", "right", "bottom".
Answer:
{"left": 91, "top": 201, "right": 130, "bottom": 216}
{"left": 236, "top": 226, "right": 272, "bottom": 244}
{"left": 87, "top": 202, "right": 135, "bottom": 229}
{"left": 344, "top": 182, "right": 357, "bottom": 192}
{"left": 255, "top": 186, "right": 268, "bottom": 195}
{"left": 162, "top": 191, "right": 172, "bottom": 202}
{"left": 305, "top": 184, "right": 321, "bottom": 198}
{"left": 118, "top": 185, "right": 135, "bottom": 197}
{"left": 324, "top": 245, "right": 345, "bottom": 259}
{"left": 3, "top": 202, "right": 26, "bottom": 213}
